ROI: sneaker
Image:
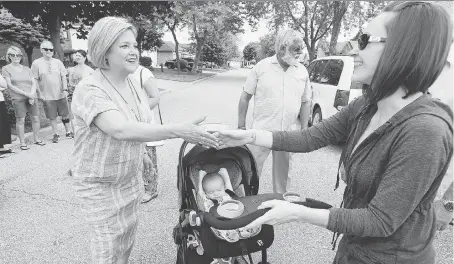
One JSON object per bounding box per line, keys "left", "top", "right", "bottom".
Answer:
{"left": 52, "top": 134, "right": 60, "bottom": 143}
{"left": 66, "top": 132, "right": 74, "bottom": 139}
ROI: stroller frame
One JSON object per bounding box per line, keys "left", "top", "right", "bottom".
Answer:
{"left": 173, "top": 141, "right": 271, "bottom": 264}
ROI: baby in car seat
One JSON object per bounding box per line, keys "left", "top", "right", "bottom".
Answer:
{"left": 198, "top": 168, "right": 254, "bottom": 264}
{"left": 200, "top": 168, "right": 235, "bottom": 211}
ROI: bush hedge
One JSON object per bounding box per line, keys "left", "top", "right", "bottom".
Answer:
{"left": 139, "top": 56, "right": 152, "bottom": 67}
{"left": 178, "top": 59, "right": 189, "bottom": 70}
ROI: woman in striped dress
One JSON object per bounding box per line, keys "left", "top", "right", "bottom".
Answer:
{"left": 70, "top": 17, "right": 218, "bottom": 264}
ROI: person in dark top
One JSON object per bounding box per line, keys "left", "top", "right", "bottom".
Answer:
{"left": 215, "top": 2, "right": 453, "bottom": 263}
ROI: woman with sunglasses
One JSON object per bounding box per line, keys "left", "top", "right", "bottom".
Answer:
{"left": 2, "top": 46, "right": 45, "bottom": 150}
{"left": 216, "top": 2, "right": 452, "bottom": 263}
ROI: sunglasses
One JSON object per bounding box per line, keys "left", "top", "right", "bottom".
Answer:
{"left": 8, "top": 54, "right": 22, "bottom": 58}
{"left": 358, "top": 34, "right": 387, "bottom": 50}
{"left": 42, "top": 48, "right": 54, "bottom": 52}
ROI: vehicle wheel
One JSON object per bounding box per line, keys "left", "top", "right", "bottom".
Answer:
{"left": 312, "top": 107, "right": 322, "bottom": 125}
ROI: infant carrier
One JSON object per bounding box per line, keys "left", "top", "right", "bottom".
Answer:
{"left": 173, "top": 141, "right": 274, "bottom": 264}
{"left": 173, "top": 141, "right": 332, "bottom": 264}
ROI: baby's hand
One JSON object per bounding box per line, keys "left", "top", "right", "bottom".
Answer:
{"left": 199, "top": 170, "right": 206, "bottom": 176}
{"left": 219, "top": 168, "right": 227, "bottom": 174}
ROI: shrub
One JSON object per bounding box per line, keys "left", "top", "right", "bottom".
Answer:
{"left": 139, "top": 56, "right": 152, "bottom": 67}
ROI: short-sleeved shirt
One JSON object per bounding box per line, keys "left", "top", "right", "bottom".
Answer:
{"left": 130, "top": 65, "right": 156, "bottom": 124}
{"left": 243, "top": 55, "right": 311, "bottom": 130}
{"left": 70, "top": 69, "right": 153, "bottom": 182}
{"left": 1, "top": 64, "right": 34, "bottom": 100}
{"left": 31, "top": 57, "right": 67, "bottom": 100}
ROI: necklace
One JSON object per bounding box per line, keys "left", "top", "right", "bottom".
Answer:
{"left": 100, "top": 70, "right": 143, "bottom": 122}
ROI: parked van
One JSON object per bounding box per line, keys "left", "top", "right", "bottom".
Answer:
{"left": 307, "top": 56, "right": 363, "bottom": 125}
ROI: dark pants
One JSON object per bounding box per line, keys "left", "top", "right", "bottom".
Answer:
{"left": 0, "top": 101, "right": 12, "bottom": 147}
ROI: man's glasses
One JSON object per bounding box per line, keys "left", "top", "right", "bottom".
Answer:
{"left": 42, "top": 48, "right": 54, "bottom": 52}
{"left": 8, "top": 54, "right": 22, "bottom": 58}
{"left": 358, "top": 34, "right": 387, "bottom": 50}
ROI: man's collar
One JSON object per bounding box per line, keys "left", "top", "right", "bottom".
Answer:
{"left": 271, "top": 55, "right": 279, "bottom": 64}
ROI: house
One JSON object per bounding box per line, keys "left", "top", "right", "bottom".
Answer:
{"left": 156, "top": 41, "right": 175, "bottom": 65}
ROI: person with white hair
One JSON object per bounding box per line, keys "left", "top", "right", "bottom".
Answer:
{"left": 70, "top": 16, "right": 218, "bottom": 263}
{"left": 237, "top": 28, "right": 311, "bottom": 194}
{"left": 31, "top": 40, "right": 74, "bottom": 143}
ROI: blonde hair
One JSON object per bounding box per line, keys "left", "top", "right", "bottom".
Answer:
{"left": 87, "top": 16, "right": 137, "bottom": 69}
{"left": 6, "top": 46, "right": 23, "bottom": 63}
{"left": 274, "top": 29, "right": 303, "bottom": 53}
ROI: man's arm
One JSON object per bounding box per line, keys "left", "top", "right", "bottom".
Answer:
{"left": 299, "top": 69, "right": 312, "bottom": 129}
{"left": 434, "top": 181, "right": 453, "bottom": 231}
{"left": 238, "top": 91, "right": 252, "bottom": 129}
{"left": 238, "top": 65, "right": 258, "bottom": 129}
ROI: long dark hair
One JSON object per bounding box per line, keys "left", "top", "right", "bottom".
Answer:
{"left": 367, "top": 1, "right": 452, "bottom": 104}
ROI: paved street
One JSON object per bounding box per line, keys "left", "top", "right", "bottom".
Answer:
{"left": 0, "top": 68, "right": 452, "bottom": 264}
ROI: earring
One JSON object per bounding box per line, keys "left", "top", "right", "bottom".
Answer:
{"left": 105, "top": 58, "right": 109, "bottom": 66}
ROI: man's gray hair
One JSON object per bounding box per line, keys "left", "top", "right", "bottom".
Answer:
{"left": 87, "top": 16, "right": 137, "bottom": 69}
{"left": 40, "top": 40, "right": 53, "bottom": 49}
{"left": 274, "top": 29, "right": 303, "bottom": 53}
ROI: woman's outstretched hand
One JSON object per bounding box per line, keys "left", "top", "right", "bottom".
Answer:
{"left": 177, "top": 116, "right": 219, "bottom": 149}
{"left": 243, "top": 200, "right": 304, "bottom": 230}
{"left": 212, "top": 129, "right": 253, "bottom": 149}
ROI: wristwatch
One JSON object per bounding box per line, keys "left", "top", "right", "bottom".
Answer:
{"left": 442, "top": 199, "right": 453, "bottom": 212}
{"left": 238, "top": 126, "right": 246, "bottom": 130}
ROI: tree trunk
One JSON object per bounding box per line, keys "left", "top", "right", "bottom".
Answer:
{"left": 192, "top": 36, "right": 206, "bottom": 73}
{"left": 48, "top": 5, "right": 64, "bottom": 61}
{"left": 329, "top": 1, "right": 350, "bottom": 55}
{"left": 171, "top": 30, "right": 180, "bottom": 73}
{"left": 23, "top": 46, "right": 34, "bottom": 67}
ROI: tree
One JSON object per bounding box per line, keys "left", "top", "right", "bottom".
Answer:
{"left": 257, "top": 33, "right": 276, "bottom": 61}
{"left": 243, "top": 42, "right": 260, "bottom": 61}
{"left": 180, "top": 1, "right": 244, "bottom": 73}
{"left": 200, "top": 33, "right": 240, "bottom": 67}
{"left": 329, "top": 1, "right": 350, "bottom": 55}
{"left": 131, "top": 15, "right": 165, "bottom": 58}
{"left": 0, "top": 9, "right": 48, "bottom": 67}
{"left": 1, "top": 2, "right": 121, "bottom": 61}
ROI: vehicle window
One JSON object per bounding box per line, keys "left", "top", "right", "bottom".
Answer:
{"left": 318, "top": 60, "right": 344, "bottom": 86}
{"left": 310, "top": 60, "right": 328, "bottom": 83}
{"left": 306, "top": 61, "right": 317, "bottom": 76}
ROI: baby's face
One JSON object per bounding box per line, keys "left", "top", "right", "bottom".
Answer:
{"left": 203, "top": 176, "right": 227, "bottom": 200}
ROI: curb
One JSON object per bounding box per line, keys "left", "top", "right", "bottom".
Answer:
{"left": 189, "top": 73, "right": 217, "bottom": 85}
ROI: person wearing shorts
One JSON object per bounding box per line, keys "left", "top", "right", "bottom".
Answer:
{"left": 32, "top": 40, "right": 73, "bottom": 143}
{"left": 2, "top": 45, "right": 45, "bottom": 150}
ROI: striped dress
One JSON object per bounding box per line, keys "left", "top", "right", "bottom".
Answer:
{"left": 70, "top": 69, "right": 152, "bottom": 263}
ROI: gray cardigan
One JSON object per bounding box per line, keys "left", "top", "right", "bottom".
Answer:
{"left": 272, "top": 95, "right": 453, "bottom": 264}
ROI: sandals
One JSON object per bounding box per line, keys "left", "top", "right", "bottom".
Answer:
{"left": 0, "top": 149, "right": 13, "bottom": 154}
{"left": 141, "top": 193, "right": 158, "bottom": 204}
{"left": 20, "top": 145, "right": 30, "bottom": 150}
{"left": 34, "top": 140, "right": 46, "bottom": 146}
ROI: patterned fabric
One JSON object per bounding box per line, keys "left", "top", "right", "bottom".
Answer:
{"left": 243, "top": 55, "right": 311, "bottom": 130}
{"left": 143, "top": 146, "right": 159, "bottom": 195}
{"left": 71, "top": 68, "right": 152, "bottom": 263}
{"left": 31, "top": 57, "right": 67, "bottom": 101}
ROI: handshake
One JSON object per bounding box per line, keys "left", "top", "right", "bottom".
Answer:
{"left": 178, "top": 119, "right": 256, "bottom": 150}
